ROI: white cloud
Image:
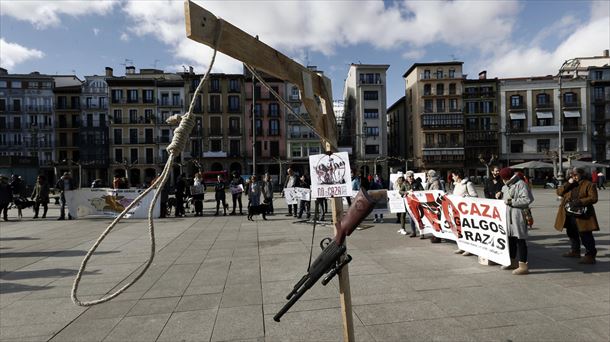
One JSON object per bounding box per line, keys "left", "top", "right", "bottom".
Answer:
{"left": 93, "top": 28, "right": 100, "bottom": 36}
{"left": 0, "top": 38, "right": 45, "bottom": 69}
{"left": 120, "top": 0, "right": 520, "bottom": 74}
{"left": 402, "top": 49, "right": 426, "bottom": 60}
{"left": 1, "top": 1, "right": 116, "bottom": 29}
{"left": 484, "top": 10, "right": 610, "bottom": 77}
{"left": 120, "top": 32, "right": 130, "bottom": 42}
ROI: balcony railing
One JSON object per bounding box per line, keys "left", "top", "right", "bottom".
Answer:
{"left": 420, "top": 73, "right": 462, "bottom": 80}
{"left": 228, "top": 128, "right": 242, "bottom": 136}
{"left": 83, "top": 103, "right": 108, "bottom": 110}
{"left": 158, "top": 99, "right": 184, "bottom": 107}
{"left": 208, "top": 106, "right": 223, "bottom": 113}
{"left": 268, "top": 129, "right": 280, "bottom": 136}
{"left": 227, "top": 106, "right": 241, "bottom": 113}
{"left": 563, "top": 124, "right": 585, "bottom": 132}
{"left": 0, "top": 123, "right": 22, "bottom": 130}
{"left": 209, "top": 128, "right": 223, "bottom": 136}
{"left": 562, "top": 101, "right": 580, "bottom": 109}
{"left": 25, "top": 105, "right": 53, "bottom": 112}
{"left": 55, "top": 122, "right": 81, "bottom": 129}
{"left": 423, "top": 143, "right": 463, "bottom": 149}
{"left": 508, "top": 104, "right": 526, "bottom": 111}
{"left": 55, "top": 104, "right": 81, "bottom": 110}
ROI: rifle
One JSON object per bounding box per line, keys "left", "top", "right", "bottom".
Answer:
{"left": 273, "top": 189, "right": 385, "bottom": 322}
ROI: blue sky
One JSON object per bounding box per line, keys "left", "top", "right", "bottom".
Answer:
{"left": 1, "top": 0, "right": 608, "bottom": 104}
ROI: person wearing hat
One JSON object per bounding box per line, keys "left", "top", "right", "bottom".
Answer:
{"left": 554, "top": 167, "right": 599, "bottom": 264}
{"left": 400, "top": 171, "right": 424, "bottom": 237}
{"left": 0, "top": 175, "right": 12, "bottom": 221}
{"left": 498, "top": 167, "right": 534, "bottom": 275}
{"left": 55, "top": 172, "right": 75, "bottom": 220}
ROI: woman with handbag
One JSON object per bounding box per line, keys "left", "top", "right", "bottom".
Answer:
{"left": 554, "top": 167, "right": 599, "bottom": 264}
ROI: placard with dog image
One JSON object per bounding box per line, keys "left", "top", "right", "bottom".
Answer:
{"left": 309, "top": 152, "right": 351, "bottom": 198}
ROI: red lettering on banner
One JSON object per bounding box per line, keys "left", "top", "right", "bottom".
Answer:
{"left": 455, "top": 201, "right": 501, "bottom": 220}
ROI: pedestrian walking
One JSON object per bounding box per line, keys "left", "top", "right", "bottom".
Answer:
{"left": 262, "top": 173, "right": 274, "bottom": 215}
{"left": 426, "top": 169, "right": 444, "bottom": 243}
{"left": 282, "top": 168, "right": 298, "bottom": 217}
{"left": 31, "top": 175, "right": 50, "bottom": 219}
{"left": 554, "top": 167, "right": 600, "bottom": 264}
{"left": 175, "top": 173, "right": 186, "bottom": 217}
{"left": 229, "top": 171, "right": 245, "bottom": 215}
{"left": 498, "top": 168, "right": 534, "bottom": 274}
{"left": 0, "top": 175, "right": 12, "bottom": 221}
{"left": 371, "top": 174, "right": 385, "bottom": 223}
{"left": 191, "top": 172, "right": 206, "bottom": 216}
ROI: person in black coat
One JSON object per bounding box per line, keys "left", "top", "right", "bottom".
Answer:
{"left": 229, "top": 171, "right": 245, "bottom": 215}
{"left": 214, "top": 175, "right": 228, "bottom": 216}
{"left": 0, "top": 175, "right": 13, "bottom": 221}
{"left": 484, "top": 166, "right": 504, "bottom": 200}
{"left": 31, "top": 175, "right": 50, "bottom": 219}
{"left": 55, "top": 172, "right": 75, "bottom": 220}
{"left": 175, "top": 173, "right": 186, "bottom": 217}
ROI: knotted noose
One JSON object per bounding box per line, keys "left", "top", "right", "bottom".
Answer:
{"left": 71, "top": 21, "right": 224, "bottom": 307}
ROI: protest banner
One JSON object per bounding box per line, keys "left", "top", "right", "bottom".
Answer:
{"left": 387, "top": 190, "right": 406, "bottom": 213}
{"left": 309, "top": 152, "right": 351, "bottom": 198}
{"left": 445, "top": 195, "right": 510, "bottom": 266}
{"left": 283, "top": 188, "right": 299, "bottom": 205}
{"left": 230, "top": 184, "right": 244, "bottom": 195}
{"left": 413, "top": 172, "right": 427, "bottom": 189}
{"left": 64, "top": 188, "right": 160, "bottom": 219}
{"left": 405, "top": 190, "right": 510, "bottom": 266}
{"left": 294, "top": 187, "right": 311, "bottom": 201}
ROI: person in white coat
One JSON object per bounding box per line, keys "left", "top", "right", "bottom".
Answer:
{"left": 451, "top": 169, "right": 478, "bottom": 255}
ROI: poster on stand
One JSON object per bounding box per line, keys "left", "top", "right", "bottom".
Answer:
{"left": 64, "top": 188, "right": 160, "bottom": 219}
{"left": 309, "top": 152, "right": 351, "bottom": 198}
{"left": 387, "top": 190, "right": 406, "bottom": 213}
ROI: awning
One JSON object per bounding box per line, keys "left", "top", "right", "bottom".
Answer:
{"left": 510, "top": 113, "right": 526, "bottom": 120}
{"left": 536, "top": 111, "right": 553, "bottom": 119}
{"left": 564, "top": 110, "right": 581, "bottom": 118}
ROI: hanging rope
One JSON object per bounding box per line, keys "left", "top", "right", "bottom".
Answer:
{"left": 71, "top": 20, "right": 225, "bottom": 307}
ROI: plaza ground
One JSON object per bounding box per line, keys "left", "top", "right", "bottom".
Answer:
{"left": 0, "top": 187, "right": 609, "bottom": 341}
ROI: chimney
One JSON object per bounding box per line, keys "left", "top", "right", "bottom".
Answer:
{"left": 189, "top": 66, "right": 194, "bottom": 74}
{"left": 105, "top": 67, "right": 113, "bottom": 77}
{"left": 478, "top": 70, "right": 487, "bottom": 80}
{"left": 126, "top": 66, "right": 136, "bottom": 75}
{"left": 604, "top": 49, "right": 609, "bottom": 57}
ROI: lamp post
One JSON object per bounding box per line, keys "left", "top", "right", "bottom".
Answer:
{"left": 557, "top": 58, "right": 580, "bottom": 182}
{"left": 361, "top": 121, "right": 367, "bottom": 171}
{"left": 252, "top": 72, "right": 256, "bottom": 175}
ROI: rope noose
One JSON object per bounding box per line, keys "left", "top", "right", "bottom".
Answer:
{"left": 71, "top": 20, "right": 224, "bottom": 306}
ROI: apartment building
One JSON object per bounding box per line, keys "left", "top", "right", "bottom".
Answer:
{"left": 53, "top": 75, "right": 83, "bottom": 184}
{"left": 386, "top": 96, "right": 408, "bottom": 170}
{"left": 589, "top": 65, "right": 610, "bottom": 163}
{"left": 107, "top": 66, "right": 185, "bottom": 187}
{"left": 182, "top": 71, "right": 246, "bottom": 176}
{"left": 403, "top": 62, "right": 464, "bottom": 176}
{"left": 343, "top": 64, "right": 390, "bottom": 177}
{"left": 244, "top": 68, "right": 286, "bottom": 176}
{"left": 499, "top": 76, "right": 590, "bottom": 171}
{"left": 0, "top": 68, "right": 55, "bottom": 183}
{"left": 80, "top": 68, "right": 110, "bottom": 186}
{"left": 463, "top": 72, "right": 500, "bottom": 177}
{"left": 285, "top": 79, "right": 323, "bottom": 177}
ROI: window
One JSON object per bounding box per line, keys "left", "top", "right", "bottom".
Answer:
{"left": 160, "top": 93, "right": 169, "bottom": 105}
{"left": 510, "top": 95, "right": 522, "bottom": 108}
{"left": 536, "top": 118, "right": 552, "bottom": 126}
{"left": 253, "top": 103, "right": 262, "bottom": 117}
{"left": 11, "top": 81, "right": 22, "bottom": 88}
{"left": 364, "top": 108, "right": 379, "bottom": 119}
{"left": 228, "top": 95, "right": 240, "bottom": 112}
{"left": 436, "top": 84, "right": 444, "bottom": 95}
{"left": 365, "top": 126, "right": 379, "bottom": 137}
{"left": 229, "top": 79, "right": 240, "bottom": 92}
{"left": 130, "top": 148, "right": 138, "bottom": 163}
{"left": 0, "top": 81, "right": 6, "bottom": 88}
{"left": 466, "top": 102, "right": 476, "bottom": 114}
{"left": 229, "top": 117, "right": 240, "bottom": 135}
{"left": 593, "top": 87, "right": 604, "bottom": 100}
{"left": 449, "top": 99, "right": 458, "bottom": 111}
{"left": 129, "top": 109, "right": 138, "bottom": 124}
{"left": 0, "top": 99, "right": 5, "bottom": 111}
{"left": 269, "top": 103, "right": 280, "bottom": 117}
{"left": 449, "top": 83, "right": 456, "bottom": 95}
{"left": 113, "top": 129, "right": 122, "bottom": 144}
{"left": 536, "top": 93, "right": 550, "bottom": 106}
{"left": 436, "top": 69, "right": 443, "bottom": 79}
{"left": 145, "top": 129, "right": 153, "bottom": 144}
{"left": 112, "top": 109, "right": 122, "bottom": 124}
{"left": 143, "top": 90, "right": 154, "bottom": 103}
{"left": 127, "top": 89, "right": 138, "bottom": 103}
{"left": 449, "top": 133, "right": 459, "bottom": 147}
{"left": 210, "top": 79, "right": 220, "bottom": 92}
{"left": 114, "top": 149, "right": 123, "bottom": 163}
{"left": 449, "top": 69, "right": 455, "bottom": 78}
{"left": 438, "top": 134, "right": 447, "bottom": 147}
{"left": 424, "top": 99, "right": 433, "bottom": 112}
{"left": 423, "top": 84, "right": 431, "bottom": 95}
{"left": 229, "top": 140, "right": 240, "bottom": 157}
{"left": 563, "top": 92, "right": 577, "bottom": 106}
{"left": 423, "top": 70, "right": 430, "bottom": 79}
{"left": 594, "top": 70, "right": 603, "bottom": 80}
{"left": 209, "top": 95, "right": 221, "bottom": 112}
{"left": 146, "top": 148, "right": 154, "bottom": 164}
{"left": 482, "top": 101, "right": 492, "bottom": 113}
{"left": 363, "top": 91, "right": 378, "bottom": 100}
{"left": 290, "top": 86, "right": 299, "bottom": 100}
{"left": 160, "top": 129, "right": 170, "bottom": 143}
{"left": 129, "top": 128, "right": 138, "bottom": 144}
{"left": 365, "top": 145, "right": 379, "bottom": 154}
{"left": 210, "top": 116, "right": 222, "bottom": 135}
{"left": 254, "top": 119, "right": 263, "bottom": 135}
{"left": 210, "top": 139, "right": 222, "bottom": 152}
{"left": 172, "top": 93, "right": 180, "bottom": 106}
{"left": 510, "top": 140, "right": 523, "bottom": 153}
{"left": 111, "top": 89, "right": 123, "bottom": 103}
{"left": 564, "top": 138, "right": 577, "bottom": 152}
{"left": 537, "top": 139, "right": 550, "bottom": 152}
{"left": 436, "top": 99, "right": 445, "bottom": 112}
{"left": 269, "top": 119, "right": 280, "bottom": 135}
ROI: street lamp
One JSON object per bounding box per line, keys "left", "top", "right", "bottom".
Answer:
{"left": 557, "top": 58, "right": 580, "bottom": 182}
{"left": 361, "top": 121, "right": 367, "bottom": 166}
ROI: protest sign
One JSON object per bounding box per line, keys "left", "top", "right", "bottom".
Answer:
{"left": 283, "top": 188, "right": 299, "bottom": 205}
{"left": 64, "top": 188, "right": 160, "bottom": 219}
{"left": 309, "top": 152, "right": 351, "bottom": 198}
{"left": 294, "top": 187, "right": 311, "bottom": 201}
{"left": 230, "top": 184, "right": 244, "bottom": 195}
{"left": 387, "top": 190, "right": 406, "bottom": 213}
{"left": 405, "top": 190, "right": 449, "bottom": 238}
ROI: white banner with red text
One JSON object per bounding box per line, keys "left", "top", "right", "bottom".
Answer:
{"left": 64, "top": 188, "right": 160, "bottom": 219}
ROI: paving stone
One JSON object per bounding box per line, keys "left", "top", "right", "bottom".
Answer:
{"left": 126, "top": 296, "right": 180, "bottom": 316}
{"left": 103, "top": 313, "right": 171, "bottom": 342}
{"left": 175, "top": 293, "right": 221, "bottom": 312}
{"left": 354, "top": 300, "right": 447, "bottom": 325}
{"left": 211, "top": 305, "right": 264, "bottom": 341}
{"left": 49, "top": 317, "right": 120, "bottom": 342}
{"left": 156, "top": 309, "right": 216, "bottom": 342}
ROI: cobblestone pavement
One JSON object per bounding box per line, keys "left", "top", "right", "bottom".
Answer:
{"left": 1, "top": 187, "right": 608, "bottom": 341}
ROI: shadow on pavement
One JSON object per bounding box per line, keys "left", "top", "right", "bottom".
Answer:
{"left": 0, "top": 268, "right": 101, "bottom": 281}
{"left": 0, "top": 250, "right": 119, "bottom": 259}
{"left": 0, "top": 237, "right": 40, "bottom": 241}
{"left": 0, "top": 282, "right": 52, "bottom": 294}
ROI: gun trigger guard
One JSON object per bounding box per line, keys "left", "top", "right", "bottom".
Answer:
{"left": 320, "top": 237, "right": 332, "bottom": 249}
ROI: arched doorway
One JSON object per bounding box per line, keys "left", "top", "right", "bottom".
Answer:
{"left": 129, "top": 169, "right": 141, "bottom": 187}
{"left": 230, "top": 162, "right": 242, "bottom": 175}
{"left": 211, "top": 162, "right": 223, "bottom": 171}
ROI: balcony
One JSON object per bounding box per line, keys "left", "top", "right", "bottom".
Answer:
{"left": 2, "top": 104, "right": 22, "bottom": 112}
{"left": 563, "top": 124, "right": 585, "bottom": 132}
{"left": 26, "top": 122, "right": 54, "bottom": 130}
{"left": 420, "top": 73, "right": 462, "bottom": 80}
{"left": 24, "top": 141, "right": 53, "bottom": 149}
{"left": 250, "top": 128, "right": 263, "bottom": 136}
{"left": 535, "top": 103, "right": 553, "bottom": 110}
{"left": 209, "top": 128, "right": 223, "bottom": 136}
{"left": 421, "top": 114, "right": 463, "bottom": 129}
{"left": 157, "top": 99, "right": 184, "bottom": 107}
{"left": 268, "top": 129, "right": 280, "bottom": 136}
{"left": 227, "top": 106, "right": 241, "bottom": 113}
{"left": 25, "top": 105, "right": 53, "bottom": 112}
{"left": 228, "top": 128, "right": 242, "bottom": 136}
{"left": 55, "top": 104, "right": 81, "bottom": 110}
{"left": 203, "top": 151, "right": 228, "bottom": 158}
{"left": 464, "top": 131, "right": 499, "bottom": 146}
{"left": 0, "top": 143, "right": 24, "bottom": 150}
{"left": 0, "top": 123, "right": 22, "bottom": 130}
{"left": 208, "top": 105, "right": 223, "bottom": 113}
{"left": 423, "top": 143, "right": 463, "bottom": 148}
{"left": 562, "top": 101, "right": 580, "bottom": 109}
{"left": 55, "top": 122, "right": 81, "bottom": 129}
{"left": 464, "top": 90, "right": 496, "bottom": 99}
{"left": 508, "top": 104, "right": 526, "bottom": 112}
{"left": 83, "top": 103, "right": 108, "bottom": 110}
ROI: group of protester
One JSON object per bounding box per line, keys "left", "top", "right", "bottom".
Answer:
{"left": 168, "top": 171, "right": 275, "bottom": 218}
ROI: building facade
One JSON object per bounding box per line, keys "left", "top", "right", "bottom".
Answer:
{"left": 343, "top": 64, "right": 390, "bottom": 177}
{"left": 386, "top": 96, "right": 408, "bottom": 171}
{"left": 463, "top": 72, "right": 500, "bottom": 177}
{"left": 403, "top": 62, "right": 464, "bottom": 176}
{"left": 589, "top": 65, "right": 610, "bottom": 163}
